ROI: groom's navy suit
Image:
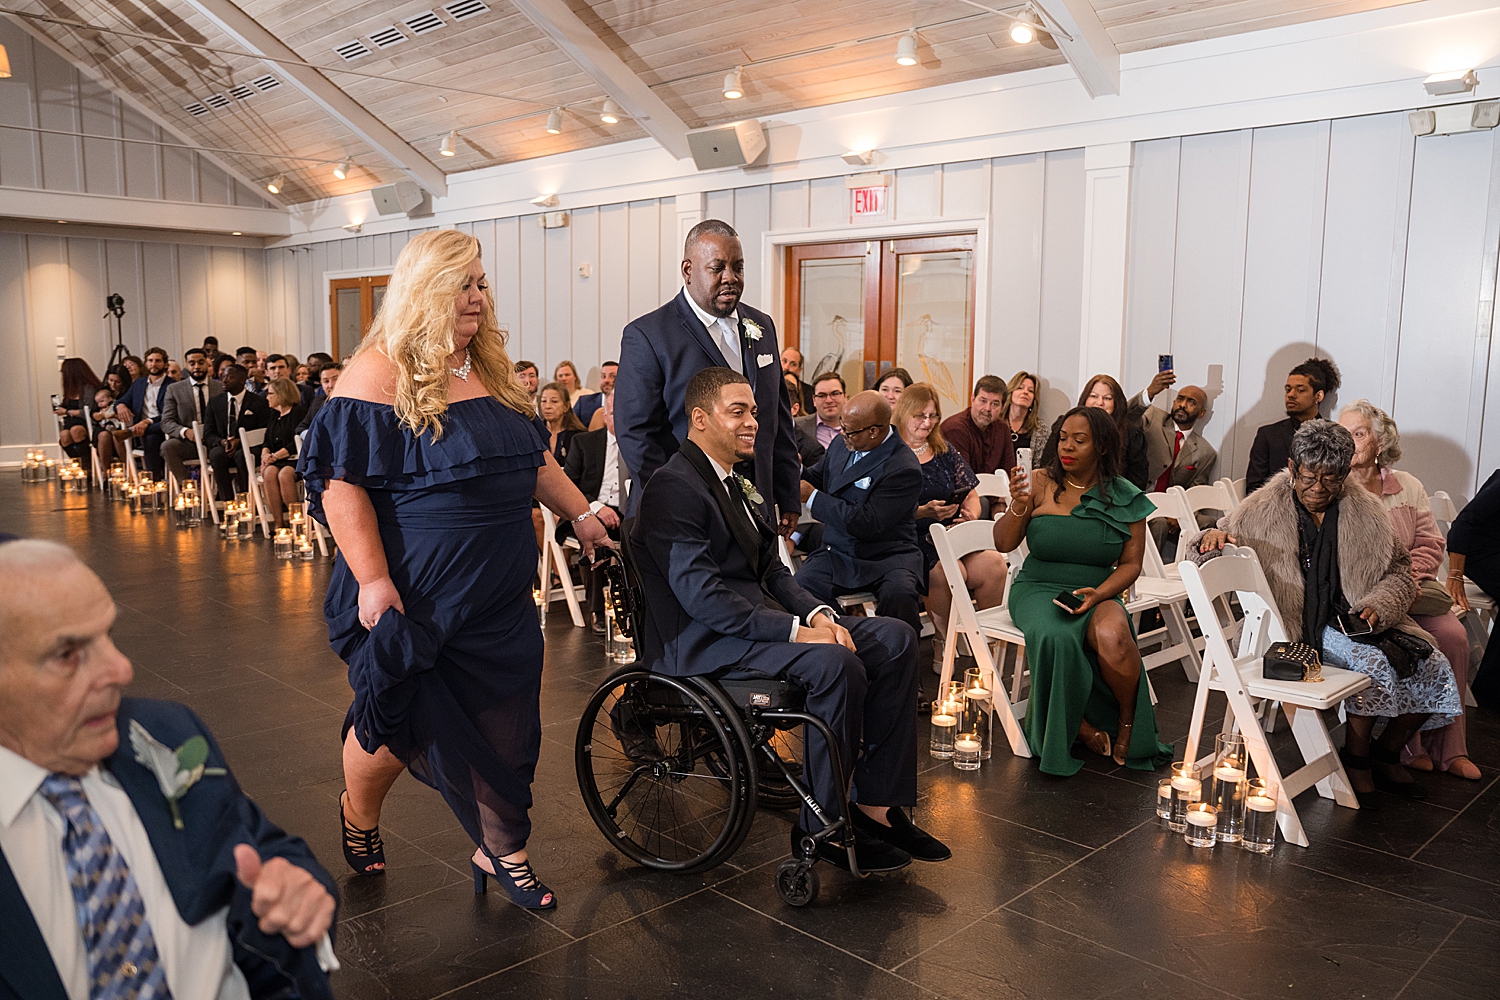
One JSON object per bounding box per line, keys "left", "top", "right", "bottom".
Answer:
{"left": 631, "top": 440, "right": 919, "bottom": 828}
{"left": 0, "top": 698, "right": 338, "bottom": 1000}
{"left": 616, "top": 289, "right": 800, "bottom": 520}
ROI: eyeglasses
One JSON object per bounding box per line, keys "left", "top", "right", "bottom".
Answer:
{"left": 841, "top": 422, "right": 882, "bottom": 438}
{"left": 1293, "top": 469, "right": 1347, "bottom": 491}
{"left": 814, "top": 390, "right": 845, "bottom": 400}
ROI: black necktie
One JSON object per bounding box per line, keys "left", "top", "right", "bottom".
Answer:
{"left": 195, "top": 383, "right": 206, "bottom": 421}
{"left": 228, "top": 397, "right": 238, "bottom": 434}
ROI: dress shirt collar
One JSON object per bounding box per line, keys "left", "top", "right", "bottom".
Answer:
{"left": 0, "top": 744, "right": 54, "bottom": 828}
{"left": 816, "top": 415, "right": 840, "bottom": 432}
{"left": 1172, "top": 421, "right": 1193, "bottom": 434}
{"left": 702, "top": 450, "right": 734, "bottom": 484}
{"left": 683, "top": 288, "right": 739, "bottom": 333}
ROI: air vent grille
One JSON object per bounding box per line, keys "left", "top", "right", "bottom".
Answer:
{"left": 250, "top": 74, "right": 281, "bottom": 91}
{"left": 203, "top": 93, "right": 232, "bottom": 110}
{"left": 184, "top": 102, "right": 209, "bottom": 117}
{"left": 227, "top": 84, "right": 256, "bottom": 100}
{"left": 403, "top": 10, "right": 445, "bottom": 34}
{"left": 369, "top": 25, "right": 407, "bottom": 48}
{"left": 334, "top": 39, "right": 371, "bottom": 61}
{"left": 442, "top": 0, "right": 489, "bottom": 22}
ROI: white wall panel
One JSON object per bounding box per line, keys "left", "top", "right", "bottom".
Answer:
{"left": 627, "top": 200, "right": 661, "bottom": 325}
{"left": 493, "top": 218, "right": 522, "bottom": 354}
{"left": 733, "top": 186, "right": 771, "bottom": 306}
{"left": 544, "top": 219, "right": 573, "bottom": 370}
{"left": 1037, "top": 149, "right": 1085, "bottom": 411}
{"left": 771, "top": 181, "right": 809, "bottom": 232}
{"left": 0, "top": 233, "right": 39, "bottom": 446}
{"left": 941, "top": 160, "right": 989, "bottom": 219}
{"left": 571, "top": 207, "right": 602, "bottom": 378}
{"left": 895, "top": 165, "right": 940, "bottom": 222}
{"left": 518, "top": 215, "right": 547, "bottom": 366}
{"left": 809, "top": 176, "right": 845, "bottom": 228}
{"left": 1123, "top": 137, "right": 1179, "bottom": 411}
{"left": 599, "top": 203, "right": 631, "bottom": 350}
{"left": 988, "top": 153, "right": 1046, "bottom": 388}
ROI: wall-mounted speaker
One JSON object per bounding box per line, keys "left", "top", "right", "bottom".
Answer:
{"left": 686, "top": 119, "right": 766, "bottom": 170}
{"left": 370, "top": 181, "right": 432, "bottom": 217}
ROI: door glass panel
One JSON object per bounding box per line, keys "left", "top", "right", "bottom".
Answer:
{"left": 335, "top": 287, "right": 362, "bottom": 360}
{"left": 798, "top": 258, "right": 865, "bottom": 393}
{"left": 895, "top": 251, "right": 972, "bottom": 417}
{"left": 371, "top": 283, "right": 387, "bottom": 319}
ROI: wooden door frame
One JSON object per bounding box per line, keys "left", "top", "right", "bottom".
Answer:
{"left": 783, "top": 240, "right": 882, "bottom": 379}
{"left": 322, "top": 266, "right": 393, "bottom": 359}
{"left": 878, "top": 233, "right": 979, "bottom": 399}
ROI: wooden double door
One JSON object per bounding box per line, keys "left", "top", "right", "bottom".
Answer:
{"left": 784, "top": 233, "right": 976, "bottom": 416}
{"left": 329, "top": 274, "right": 390, "bottom": 360}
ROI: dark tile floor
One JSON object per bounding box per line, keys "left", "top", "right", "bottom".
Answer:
{"left": 7, "top": 477, "right": 1499, "bottom": 1000}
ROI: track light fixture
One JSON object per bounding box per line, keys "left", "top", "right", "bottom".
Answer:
{"left": 439, "top": 131, "right": 457, "bottom": 156}
{"left": 266, "top": 173, "right": 284, "bottom": 194}
{"left": 1010, "top": 9, "right": 1037, "bottom": 44}
{"left": 895, "top": 30, "right": 918, "bottom": 66}
{"left": 333, "top": 160, "right": 351, "bottom": 180}
{"left": 546, "top": 108, "right": 563, "bottom": 134}
{"left": 600, "top": 99, "right": 622, "bottom": 125}
{"left": 723, "top": 66, "right": 744, "bottom": 100}
{"left": 530, "top": 193, "right": 559, "bottom": 208}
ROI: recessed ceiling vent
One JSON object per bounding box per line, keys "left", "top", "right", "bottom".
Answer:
{"left": 334, "top": 39, "right": 371, "bottom": 61}
{"left": 203, "top": 93, "right": 232, "bottom": 110}
{"left": 403, "top": 10, "right": 445, "bottom": 34}
{"left": 250, "top": 74, "right": 281, "bottom": 91}
{"left": 368, "top": 25, "right": 407, "bottom": 48}
{"left": 184, "top": 102, "right": 209, "bottom": 117}
{"left": 226, "top": 84, "right": 256, "bottom": 100}
{"left": 442, "top": 0, "right": 490, "bottom": 22}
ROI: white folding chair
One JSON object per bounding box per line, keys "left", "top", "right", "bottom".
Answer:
{"left": 1134, "top": 535, "right": 1203, "bottom": 681}
{"left": 1144, "top": 489, "right": 1193, "bottom": 578}
{"left": 1179, "top": 546, "right": 1370, "bottom": 848}
{"left": 81, "top": 404, "right": 105, "bottom": 490}
{"left": 238, "top": 427, "right": 274, "bottom": 538}
{"left": 1180, "top": 482, "right": 1236, "bottom": 526}
{"left": 194, "top": 420, "right": 222, "bottom": 525}
{"left": 931, "top": 520, "right": 1031, "bottom": 758}
{"left": 538, "top": 506, "right": 586, "bottom": 627}
{"left": 975, "top": 471, "right": 1009, "bottom": 501}
{"left": 1216, "top": 477, "right": 1243, "bottom": 510}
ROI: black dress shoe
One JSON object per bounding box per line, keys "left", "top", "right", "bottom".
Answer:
{"left": 852, "top": 806, "right": 952, "bottom": 862}
{"left": 591, "top": 613, "right": 607, "bottom": 635}
{"left": 1338, "top": 747, "right": 1381, "bottom": 810}
{"left": 1371, "top": 745, "right": 1427, "bottom": 801}
{"left": 791, "top": 823, "right": 911, "bottom": 874}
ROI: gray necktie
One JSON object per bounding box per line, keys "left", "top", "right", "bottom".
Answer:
{"left": 716, "top": 317, "right": 742, "bottom": 374}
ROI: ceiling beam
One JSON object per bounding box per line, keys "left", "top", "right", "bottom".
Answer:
{"left": 504, "top": 0, "right": 692, "bottom": 160}
{"left": 177, "top": 0, "right": 449, "bottom": 197}
{"left": 1036, "top": 0, "right": 1120, "bottom": 98}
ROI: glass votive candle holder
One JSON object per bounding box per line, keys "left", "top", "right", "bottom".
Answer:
{"left": 238, "top": 508, "right": 255, "bottom": 540}
{"left": 173, "top": 497, "right": 191, "bottom": 528}
{"left": 954, "top": 731, "right": 982, "bottom": 770}
{"left": 929, "top": 702, "right": 959, "bottom": 759}
{"left": 1212, "top": 733, "right": 1249, "bottom": 843}
{"left": 274, "top": 528, "right": 294, "bottom": 559}
{"left": 1243, "top": 778, "right": 1278, "bottom": 854}
{"left": 1184, "top": 803, "right": 1218, "bottom": 847}
{"left": 963, "top": 667, "right": 994, "bottom": 759}
{"left": 298, "top": 537, "right": 316, "bottom": 561}
{"left": 1157, "top": 776, "right": 1174, "bottom": 821}
{"left": 1168, "top": 763, "right": 1202, "bottom": 833}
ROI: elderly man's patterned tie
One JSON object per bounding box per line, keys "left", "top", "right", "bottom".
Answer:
{"left": 39, "top": 774, "right": 173, "bottom": 1000}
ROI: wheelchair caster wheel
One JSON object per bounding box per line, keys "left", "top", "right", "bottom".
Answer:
{"left": 776, "top": 859, "right": 819, "bottom": 907}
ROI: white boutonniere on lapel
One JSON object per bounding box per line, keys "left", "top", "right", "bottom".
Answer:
{"left": 742, "top": 318, "right": 763, "bottom": 342}
{"left": 130, "top": 719, "right": 227, "bottom": 830}
{"left": 732, "top": 472, "right": 764, "bottom": 507}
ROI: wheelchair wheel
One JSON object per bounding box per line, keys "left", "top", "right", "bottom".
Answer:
{"left": 750, "top": 725, "right": 804, "bottom": 810}
{"left": 775, "top": 858, "right": 819, "bottom": 907}
{"left": 576, "top": 670, "right": 757, "bottom": 873}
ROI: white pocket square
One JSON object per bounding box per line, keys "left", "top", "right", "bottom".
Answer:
{"left": 854, "top": 477, "right": 872, "bottom": 490}
{"left": 757, "top": 353, "right": 774, "bottom": 368}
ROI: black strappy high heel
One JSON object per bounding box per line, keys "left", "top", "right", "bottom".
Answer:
{"left": 339, "top": 792, "right": 386, "bottom": 875}
{"left": 472, "top": 848, "right": 556, "bottom": 909}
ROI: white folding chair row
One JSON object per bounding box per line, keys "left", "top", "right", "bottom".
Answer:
{"left": 194, "top": 421, "right": 222, "bottom": 525}
{"left": 975, "top": 471, "right": 1009, "bottom": 501}
{"left": 1143, "top": 489, "right": 1193, "bottom": 577}
{"left": 1180, "top": 482, "right": 1237, "bottom": 523}
{"left": 288, "top": 433, "right": 333, "bottom": 556}
{"left": 238, "top": 428, "right": 275, "bottom": 538}
{"left": 1179, "top": 545, "right": 1370, "bottom": 848}
{"left": 1218, "top": 477, "right": 1244, "bottom": 509}
{"left": 1134, "top": 533, "right": 1203, "bottom": 681}
{"left": 538, "top": 506, "right": 586, "bottom": 627}
{"left": 77, "top": 405, "right": 106, "bottom": 490}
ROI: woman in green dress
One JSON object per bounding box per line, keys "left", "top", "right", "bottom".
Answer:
{"left": 994, "top": 406, "right": 1173, "bottom": 776}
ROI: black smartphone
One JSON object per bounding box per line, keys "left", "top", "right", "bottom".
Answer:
{"left": 1158, "top": 354, "right": 1174, "bottom": 373}
{"left": 1338, "top": 610, "right": 1374, "bottom": 637}
{"left": 1053, "top": 590, "right": 1085, "bottom": 613}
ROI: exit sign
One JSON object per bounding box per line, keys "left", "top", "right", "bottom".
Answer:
{"left": 851, "top": 185, "right": 887, "bottom": 217}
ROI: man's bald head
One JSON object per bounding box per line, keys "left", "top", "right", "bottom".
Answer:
{"left": 0, "top": 541, "right": 132, "bottom": 774}
{"left": 839, "top": 390, "right": 892, "bottom": 452}
{"left": 1170, "top": 385, "right": 1209, "bottom": 428}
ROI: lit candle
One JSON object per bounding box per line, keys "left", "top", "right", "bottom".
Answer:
{"left": 1171, "top": 775, "right": 1201, "bottom": 796}
{"left": 1247, "top": 794, "right": 1276, "bottom": 813}
{"left": 930, "top": 713, "right": 957, "bottom": 728}
{"left": 1214, "top": 765, "right": 1245, "bottom": 782}
{"left": 954, "top": 737, "right": 980, "bottom": 752}
{"left": 1186, "top": 808, "right": 1217, "bottom": 828}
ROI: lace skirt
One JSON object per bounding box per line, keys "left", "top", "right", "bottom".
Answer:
{"left": 1321, "top": 626, "right": 1462, "bottom": 729}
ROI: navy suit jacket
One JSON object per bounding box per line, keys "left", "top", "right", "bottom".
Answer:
{"left": 0, "top": 698, "right": 338, "bottom": 1000}
{"left": 630, "top": 441, "right": 825, "bottom": 677}
{"left": 617, "top": 290, "right": 799, "bottom": 519}
{"left": 801, "top": 429, "right": 924, "bottom": 587}
{"left": 119, "top": 375, "right": 178, "bottom": 427}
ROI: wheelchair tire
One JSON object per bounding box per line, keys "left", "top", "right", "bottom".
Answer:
{"left": 575, "top": 670, "right": 757, "bottom": 873}
{"left": 775, "top": 858, "right": 819, "bottom": 907}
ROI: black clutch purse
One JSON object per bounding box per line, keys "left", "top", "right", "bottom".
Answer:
{"left": 1263, "top": 641, "right": 1323, "bottom": 682}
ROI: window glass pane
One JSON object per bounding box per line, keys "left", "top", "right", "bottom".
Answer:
{"left": 895, "top": 250, "right": 973, "bottom": 418}
{"left": 371, "top": 283, "right": 387, "bottom": 319}
{"left": 336, "top": 287, "right": 362, "bottom": 360}
{"left": 798, "top": 258, "right": 864, "bottom": 394}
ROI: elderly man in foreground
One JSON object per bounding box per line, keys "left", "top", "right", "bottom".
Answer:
{"left": 0, "top": 540, "right": 339, "bottom": 1000}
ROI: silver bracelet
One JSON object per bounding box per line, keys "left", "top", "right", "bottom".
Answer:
{"left": 573, "top": 510, "right": 596, "bottom": 523}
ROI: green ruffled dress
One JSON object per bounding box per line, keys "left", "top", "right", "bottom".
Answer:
{"left": 1009, "top": 478, "right": 1175, "bottom": 776}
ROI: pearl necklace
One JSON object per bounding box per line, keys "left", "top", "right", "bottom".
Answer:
{"left": 909, "top": 441, "right": 930, "bottom": 456}
{"left": 450, "top": 349, "right": 472, "bottom": 381}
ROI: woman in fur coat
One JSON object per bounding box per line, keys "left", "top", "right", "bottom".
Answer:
{"left": 1190, "top": 420, "right": 1461, "bottom": 808}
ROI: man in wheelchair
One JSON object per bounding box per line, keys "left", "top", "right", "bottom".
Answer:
{"left": 630, "top": 367, "right": 950, "bottom": 873}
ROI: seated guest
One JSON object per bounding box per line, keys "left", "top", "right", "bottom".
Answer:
{"left": 297, "top": 363, "right": 342, "bottom": 436}
{"left": 53, "top": 358, "right": 102, "bottom": 465}
{"left": 575, "top": 361, "right": 616, "bottom": 427}
{"left": 563, "top": 393, "right": 625, "bottom": 633}
{"left": 781, "top": 347, "right": 815, "bottom": 413}
{"left": 797, "top": 390, "right": 925, "bottom": 639}
{"left": 996, "top": 406, "right": 1172, "bottom": 773}
{"left": 306, "top": 352, "right": 334, "bottom": 393}
{"left": 235, "top": 345, "right": 259, "bottom": 371}
{"left": 514, "top": 359, "right": 540, "bottom": 412}
{"left": 202, "top": 334, "right": 219, "bottom": 355}
{"left": 539, "top": 381, "right": 585, "bottom": 465}
{"left": 784, "top": 374, "right": 804, "bottom": 419}
{"left": 265, "top": 354, "right": 315, "bottom": 408}
{"left": 1072, "top": 374, "right": 1149, "bottom": 489}
{"left": 1451, "top": 467, "right": 1500, "bottom": 707}
{"left": 91, "top": 386, "right": 131, "bottom": 468}
{"left": 940, "top": 375, "right": 1015, "bottom": 478}
{"left": 213, "top": 354, "right": 234, "bottom": 381}
{"left": 0, "top": 539, "right": 339, "bottom": 999}
{"left": 202, "top": 364, "right": 271, "bottom": 501}
{"left": 295, "top": 364, "right": 311, "bottom": 385}
{"left": 117, "top": 347, "right": 176, "bottom": 479}
{"left": 1340, "top": 401, "right": 1479, "bottom": 781}
{"left": 1246, "top": 356, "right": 1340, "bottom": 493}
{"left": 105, "top": 364, "right": 132, "bottom": 401}
{"left": 632, "top": 368, "right": 947, "bottom": 872}
{"left": 1130, "top": 382, "right": 1216, "bottom": 493}
{"left": 167, "top": 358, "right": 183, "bottom": 381}
{"left": 1192, "top": 420, "right": 1461, "bottom": 805}
{"left": 160, "top": 347, "right": 223, "bottom": 489}
{"left": 1005, "top": 371, "right": 1041, "bottom": 452}
{"left": 553, "top": 360, "right": 594, "bottom": 409}
{"left": 795, "top": 370, "right": 845, "bottom": 469}
{"left": 259, "top": 379, "right": 307, "bottom": 529}
{"left": 896, "top": 383, "right": 1008, "bottom": 671}
{"left": 122, "top": 355, "right": 145, "bottom": 380}
{"left": 876, "top": 367, "right": 913, "bottom": 408}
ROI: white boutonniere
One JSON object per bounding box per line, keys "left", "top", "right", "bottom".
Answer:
{"left": 742, "top": 318, "right": 763, "bottom": 342}
{"left": 733, "top": 472, "right": 764, "bottom": 507}
{"left": 130, "top": 720, "right": 227, "bottom": 829}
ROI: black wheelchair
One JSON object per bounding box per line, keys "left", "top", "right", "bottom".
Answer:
{"left": 573, "top": 545, "right": 869, "bottom": 906}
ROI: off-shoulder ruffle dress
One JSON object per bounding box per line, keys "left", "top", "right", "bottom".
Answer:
{"left": 299, "top": 396, "right": 548, "bottom": 855}
{"left": 1009, "top": 479, "right": 1175, "bottom": 777}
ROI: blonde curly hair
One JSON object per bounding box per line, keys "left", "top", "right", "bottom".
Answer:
{"left": 354, "top": 229, "right": 532, "bottom": 437}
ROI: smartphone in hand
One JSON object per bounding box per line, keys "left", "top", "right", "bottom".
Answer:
{"left": 1016, "top": 447, "right": 1033, "bottom": 479}
{"left": 1158, "top": 354, "right": 1174, "bottom": 373}
{"left": 1337, "top": 610, "right": 1374, "bottom": 637}
{"left": 1053, "top": 590, "right": 1085, "bottom": 613}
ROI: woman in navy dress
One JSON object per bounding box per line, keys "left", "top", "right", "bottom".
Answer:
{"left": 300, "top": 230, "right": 607, "bottom": 909}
